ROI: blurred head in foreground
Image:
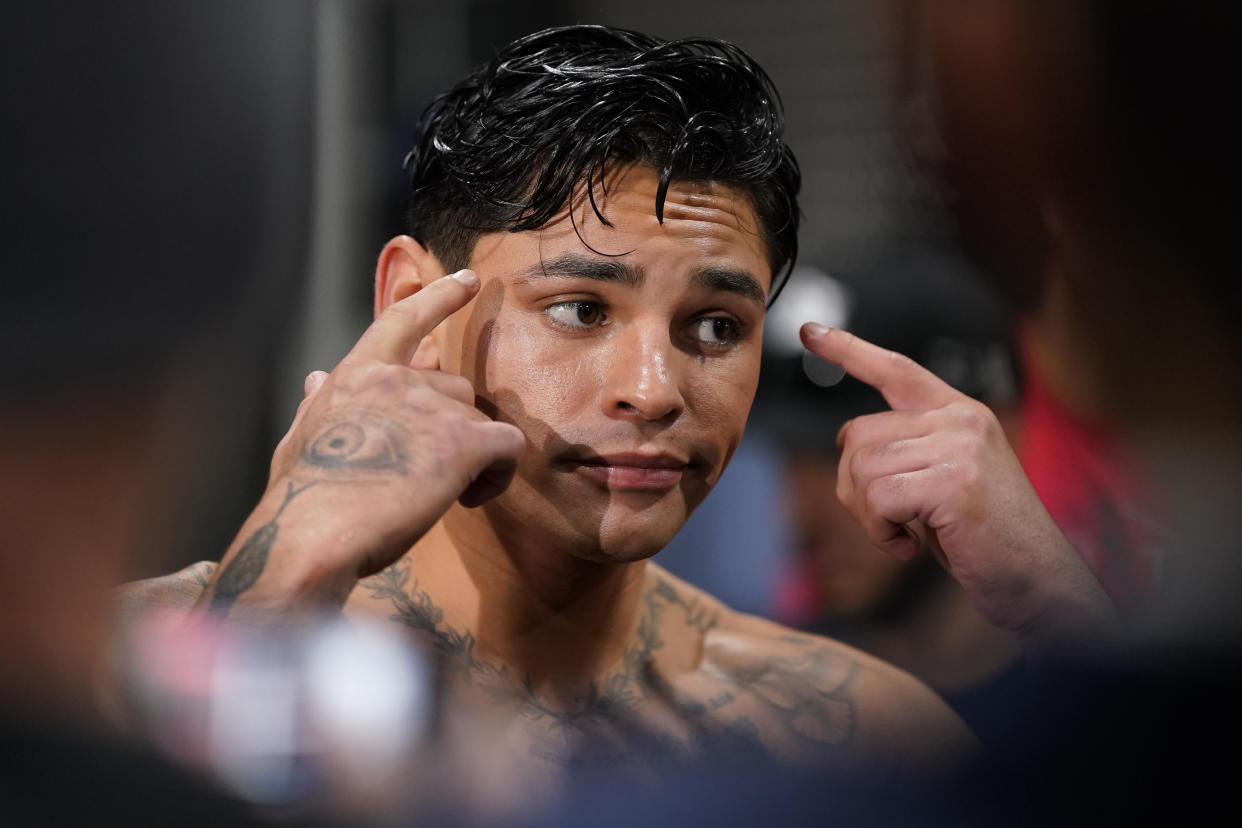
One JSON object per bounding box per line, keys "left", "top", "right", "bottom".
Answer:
{"left": 0, "top": 0, "right": 313, "bottom": 714}
{"left": 903, "top": 0, "right": 1242, "bottom": 640}
{"left": 904, "top": 0, "right": 1241, "bottom": 428}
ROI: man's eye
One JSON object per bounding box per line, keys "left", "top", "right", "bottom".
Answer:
{"left": 688, "top": 316, "right": 741, "bottom": 346}
{"left": 545, "top": 301, "right": 607, "bottom": 329}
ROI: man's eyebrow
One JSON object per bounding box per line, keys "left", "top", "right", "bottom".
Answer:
{"left": 694, "top": 267, "right": 767, "bottom": 306}
{"left": 518, "top": 253, "right": 644, "bottom": 287}
{"left": 517, "top": 253, "right": 765, "bottom": 305}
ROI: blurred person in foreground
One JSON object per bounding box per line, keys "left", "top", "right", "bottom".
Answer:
{"left": 910, "top": 0, "right": 1242, "bottom": 764}
{"left": 0, "top": 1, "right": 315, "bottom": 824}
{"left": 124, "top": 25, "right": 1123, "bottom": 812}
{"left": 903, "top": 0, "right": 1169, "bottom": 623}
{"left": 907, "top": 0, "right": 1242, "bottom": 648}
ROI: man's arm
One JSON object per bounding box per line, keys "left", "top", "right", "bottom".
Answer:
{"left": 116, "top": 561, "right": 218, "bottom": 621}
{"left": 704, "top": 614, "right": 979, "bottom": 773}
{"left": 189, "top": 270, "right": 524, "bottom": 622}
{"left": 799, "top": 322, "right": 1118, "bottom": 654}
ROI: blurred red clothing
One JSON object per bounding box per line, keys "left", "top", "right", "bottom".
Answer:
{"left": 1016, "top": 326, "right": 1163, "bottom": 613}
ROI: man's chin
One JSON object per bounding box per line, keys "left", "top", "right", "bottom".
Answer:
{"left": 536, "top": 498, "right": 689, "bottom": 564}
{"left": 585, "top": 501, "right": 692, "bottom": 563}
{"left": 475, "top": 470, "right": 704, "bottom": 563}
{"left": 569, "top": 538, "right": 670, "bottom": 566}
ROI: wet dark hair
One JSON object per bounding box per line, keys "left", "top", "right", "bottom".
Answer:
{"left": 403, "top": 24, "right": 801, "bottom": 302}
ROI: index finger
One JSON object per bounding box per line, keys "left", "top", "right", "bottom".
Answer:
{"left": 799, "top": 322, "right": 959, "bottom": 411}
{"left": 344, "top": 270, "right": 481, "bottom": 366}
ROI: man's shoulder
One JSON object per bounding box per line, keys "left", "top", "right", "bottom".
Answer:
{"left": 116, "top": 561, "right": 216, "bottom": 620}
{"left": 656, "top": 564, "right": 926, "bottom": 691}
{"left": 647, "top": 563, "right": 895, "bottom": 677}
{"left": 652, "top": 567, "right": 978, "bottom": 771}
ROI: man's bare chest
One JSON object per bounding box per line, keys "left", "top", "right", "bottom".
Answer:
{"left": 349, "top": 561, "right": 862, "bottom": 772}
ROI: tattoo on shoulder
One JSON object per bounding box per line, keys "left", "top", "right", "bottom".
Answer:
{"left": 362, "top": 559, "right": 507, "bottom": 687}
{"left": 650, "top": 575, "right": 719, "bottom": 636}
{"left": 208, "top": 480, "right": 314, "bottom": 614}
{"left": 718, "top": 648, "right": 860, "bottom": 750}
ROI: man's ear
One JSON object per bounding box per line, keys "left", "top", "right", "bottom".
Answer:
{"left": 374, "top": 235, "right": 448, "bottom": 368}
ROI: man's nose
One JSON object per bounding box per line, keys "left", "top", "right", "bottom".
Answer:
{"left": 601, "top": 323, "right": 685, "bottom": 424}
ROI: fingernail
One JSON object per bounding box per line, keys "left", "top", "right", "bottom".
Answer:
{"left": 450, "top": 269, "right": 479, "bottom": 290}
{"left": 802, "top": 322, "right": 830, "bottom": 338}
{"left": 304, "top": 370, "right": 327, "bottom": 395}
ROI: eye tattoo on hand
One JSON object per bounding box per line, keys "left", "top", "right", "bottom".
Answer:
{"left": 303, "top": 417, "right": 409, "bottom": 475}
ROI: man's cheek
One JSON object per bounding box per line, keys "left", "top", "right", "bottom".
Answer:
{"left": 496, "top": 343, "right": 601, "bottom": 423}
{"left": 480, "top": 361, "right": 593, "bottom": 463}
{"left": 693, "top": 371, "right": 756, "bottom": 482}
{"left": 689, "top": 368, "right": 754, "bottom": 431}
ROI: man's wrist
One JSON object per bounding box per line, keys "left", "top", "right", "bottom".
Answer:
{"left": 202, "top": 549, "right": 356, "bottom": 618}
{"left": 199, "top": 484, "right": 361, "bottom": 620}
{"left": 1012, "top": 546, "right": 1120, "bottom": 655}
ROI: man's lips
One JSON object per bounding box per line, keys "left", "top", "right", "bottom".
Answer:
{"left": 565, "top": 452, "right": 689, "bottom": 491}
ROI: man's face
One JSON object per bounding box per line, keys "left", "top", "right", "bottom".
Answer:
{"left": 438, "top": 165, "right": 772, "bottom": 563}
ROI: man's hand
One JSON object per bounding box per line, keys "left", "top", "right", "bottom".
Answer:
{"left": 800, "top": 323, "right": 1116, "bottom": 651}
{"left": 199, "top": 270, "right": 525, "bottom": 617}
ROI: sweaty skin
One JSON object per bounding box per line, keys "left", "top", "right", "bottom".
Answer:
{"left": 120, "top": 166, "right": 975, "bottom": 781}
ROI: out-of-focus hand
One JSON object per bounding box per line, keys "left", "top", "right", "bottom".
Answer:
{"left": 198, "top": 270, "right": 525, "bottom": 617}
{"left": 800, "top": 323, "right": 1116, "bottom": 651}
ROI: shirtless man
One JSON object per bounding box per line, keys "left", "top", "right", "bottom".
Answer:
{"left": 127, "top": 25, "right": 1110, "bottom": 783}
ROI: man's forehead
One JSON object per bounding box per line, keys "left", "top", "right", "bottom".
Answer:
{"left": 547, "top": 168, "right": 770, "bottom": 273}
{"left": 463, "top": 165, "right": 773, "bottom": 295}
{"left": 590, "top": 167, "right": 759, "bottom": 228}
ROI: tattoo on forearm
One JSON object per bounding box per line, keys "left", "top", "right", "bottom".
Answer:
{"left": 719, "top": 653, "right": 859, "bottom": 749}
{"left": 209, "top": 480, "right": 315, "bottom": 614}
{"left": 302, "top": 417, "right": 408, "bottom": 475}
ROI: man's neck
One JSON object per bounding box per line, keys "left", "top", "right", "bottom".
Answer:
{"left": 381, "top": 506, "right": 651, "bottom": 700}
